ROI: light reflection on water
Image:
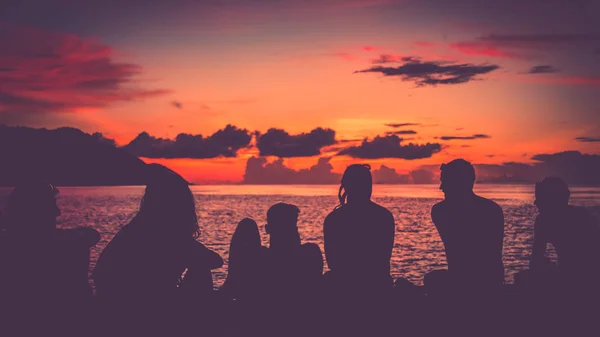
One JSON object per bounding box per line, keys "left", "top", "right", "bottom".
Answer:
{"left": 1, "top": 184, "right": 599, "bottom": 286}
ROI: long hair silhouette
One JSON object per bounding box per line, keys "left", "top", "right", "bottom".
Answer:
{"left": 336, "top": 164, "right": 372, "bottom": 209}
{"left": 136, "top": 164, "right": 200, "bottom": 239}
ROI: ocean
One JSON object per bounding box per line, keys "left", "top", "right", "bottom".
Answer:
{"left": 1, "top": 184, "right": 599, "bottom": 287}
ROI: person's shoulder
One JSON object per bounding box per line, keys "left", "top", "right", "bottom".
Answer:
{"left": 369, "top": 201, "right": 394, "bottom": 218}
{"left": 475, "top": 195, "right": 503, "bottom": 213}
{"left": 324, "top": 206, "right": 345, "bottom": 226}
{"left": 431, "top": 200, "right": 449, "bottom": 217}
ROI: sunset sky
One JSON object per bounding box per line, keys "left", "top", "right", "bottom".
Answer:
{"left": 1, "top": 0, "right": 599, "bottom": 183}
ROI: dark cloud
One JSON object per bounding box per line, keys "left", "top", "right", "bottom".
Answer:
{"left": 257, "top": 127, "right": 336, "bottom": 157}
{"left": 243, "top": 156, "right": 341, "bottom": 184}
{"left": 0, "top": 22, "right": 169, "bottom": 118}
{"left": 385, "top": 123, "right": 421, "bottom": 128}
{"left": 372, "top": 165, "right": 410, "bottom": 184}
{"left": 91, "top": 132, "right": 117, "bottom": 147}
{"left": 526, "top": 65, "right": 559, "bottom": 74}
{"left": 480, "top": 34, "right": 599, "bottom": 48}
{"left": 371, "top": 54, "right": 413, "bottom": 64}
{"left": 171, "top": 101, "right": 183, "bottom": 109}
{"left": 475, "top": 151, "right": 600, "bottom": 185}
{"left": 123, "top": 125, "right": 252, "bottom": 159}
{"left": 410, "top": 169, "right": 436, "bottom": 184}
{"left": 338, "top": 135, "right": 442, "bottom": 159}
{"left": 243, "top": 158, "right": 442, "bottom": 185}
{"left": 355, "top": 57, "right": 500, "bottom": 86}
{"left": 530, "top": 151, "right": 600, "bottom": 185}
{"left": 386, "top": 130, "right": 417, "bottom": 135}
{"left": 575, "top": 136, "right": 600, "bottom": 142}
{"left": 439, "top": 134, "right": 491, "bottom": 140}
{"left": 451, "top": 34, "right": 600, "bottom": 59}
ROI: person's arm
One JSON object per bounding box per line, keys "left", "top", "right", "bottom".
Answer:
{"left": 492, "top": 204, "right": 505, "bottom": 279}
{"left": 191, "top": 242, "right": 223, "bottom": 270}
{"left": 323, "top": 214, "right": 337, "bottom": 271}
{"left": 383, "top": 211, "right": 395, "bottom": 271}
{"left": 431, "top": 203, "right": 447, "bottom": 243}
{"left": 529, "top": 216, "right": 547, "bottom": 270}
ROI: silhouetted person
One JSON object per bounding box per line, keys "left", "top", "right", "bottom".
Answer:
{"left": 324, "top": 164, "right": 395, "bottom": 291}
{"left": 0, "top": 182, "right": 99, "bottom": 336}
{"left": 220, "top": 218, "right": 263, "bottom": 302}
{"left": 261, "top": 203, "right": 324, "bottom": 337}
{"left": 323, "top": 164, "right": 395, "bottom": 336}
{"left": 428, "top": 159, "right": 504, "bottom": 295}
{"left": 92, "top": 164, "right": 222, "bottom": 336}
{"left": 528, "top": 177, "right": 600, "bottom": 293}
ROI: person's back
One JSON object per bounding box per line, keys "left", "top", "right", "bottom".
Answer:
{"left": 324, "top": 164, "right": 395, "bottom": 291}
{"left": 321, "top": 165, "right": 396, "bottom": 337}
{"left": 535, "top": 206, "right": 600, "bottom": 271}
{"left": 0, "top": 182, "right": 99, "bottom": 336}
{"left": 260, "top": 203, "right": 324, "bottom": 337}
{"left": 92, "top": 165, "right": 223, "bottom": 336}
{"left": 324, "top": 201, "right": 394, "bottom": 284}
{"left": 432, "top": 195, "right": 504, "bottom": 284}
{"left": 262, "top": 203, "right": 323, "bottom": 300}
{"left": 531, "top": 178, "right": 600, "bottom": 286}
{"left": 430, "top": 159, "right": 504, "bottom": 291}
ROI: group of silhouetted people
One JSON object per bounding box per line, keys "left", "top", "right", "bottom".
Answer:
{"left": 1, "top": 160, "right": 599, "bottom": 336}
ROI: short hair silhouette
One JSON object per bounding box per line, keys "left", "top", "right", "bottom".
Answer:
{"left": 337, "top": 164, "right": 372, "bottom": 207}
{"left": 266, "top": 203, "right": 300, "bottom": 232}
{"left": 139, "top": 164, "right": 200, "bottom": 238}
{"left": 535, "top": 177, "right": 570, "bottom": 207}
{"left": 440, "top": 159, "right": 476, "bottom": 195}
{"left": 7, "top": 181, "right": 60, "bottom": 231}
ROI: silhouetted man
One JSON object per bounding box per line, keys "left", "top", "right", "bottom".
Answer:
{"left": 261, "top": 203, "right": 324, "bottom": 337}
{"left": 530, "top": 177, "right": 600, "bottom": 291}
{"left": 429, "top": 159, "right": 505, "bottom": 295}
{"left": 263, "top": 203, "right": 323, "bottom": 294}
{"left": 0, "top": 182, "right": 100, "bottom": 336}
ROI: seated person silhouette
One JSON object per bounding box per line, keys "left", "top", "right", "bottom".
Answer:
{"left": 428, "top": 159, "right": 505, "bottom": 297}
{"left": 323, "top": 164, "right": 395, "bottom": 294}
{"left": 92, "top": 164, "right": 222, "bottom": 335}
{"left": 219, "top": 218, "right": 263, "bottom": 302}
{"left": 262, "top": 203, "right": 323, "bottom": 297}
{"left": 525, "top": 177, "right": 600, "bottom": 295}
{"left": 0, "top": 182, "right": 100, "bottom": 335}
{"left": 260, "top": 203, "right": 324, "bottom": 337}
{"left": 323, "top": 164, "right": 395, "bottom": 337}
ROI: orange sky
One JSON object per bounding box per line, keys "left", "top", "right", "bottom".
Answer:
{"left": 1, "top": 1, "right": 599, "bottom": 183}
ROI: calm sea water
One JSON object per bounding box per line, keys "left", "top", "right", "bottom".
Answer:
{"left": 1, "top": 184, "right": 599, "bottom": 286}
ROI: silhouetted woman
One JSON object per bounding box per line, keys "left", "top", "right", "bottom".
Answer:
{"left": 322, "top": 164, "right": 396, "bottom": 336}
{"left": 219, "top": 218, "right": 262, "bottom": 302}
{"left": 323, "top": 164, "right": 395, "bottom": 291}
{"left": 0, "top": 182, "right": 100, "bottom": 335}
{"left": 92, "top": 164, "right": 222, "bottom": 335}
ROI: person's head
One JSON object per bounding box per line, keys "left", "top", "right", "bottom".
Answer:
{"left": 338, "top": 164, "right": 372, "bottom": 207}
{"left": 138, "top": 164, "right": 200, "bottom": 239}
{"left": 534, "top": 177, "right": 570, "bottom": 214}
{"left": 230, "top": 218, "right": 261, "bottom": 255}
{"left": 439, "top": 159, "right": 476, "bottom": 198}
{"left": 7, "top": 181, "right": 60, "bottom": 233}
{"left": 265, "top": 203, "right": 301, "bottom": 248}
